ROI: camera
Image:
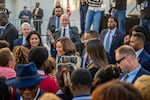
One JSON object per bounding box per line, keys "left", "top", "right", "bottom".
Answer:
{"left": 59, "top": 55, "right": 78, "bottom": 64}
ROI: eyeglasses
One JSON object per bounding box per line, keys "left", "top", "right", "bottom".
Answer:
{"left": 18, "top": 85, "right": 38, "bottom": 92}
{"left": 116, "top": 56, "right": 126, "bottom": 64}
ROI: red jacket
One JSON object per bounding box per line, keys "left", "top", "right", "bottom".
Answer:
{"left": 39, "top": 74, "right": 59, "bottom": 93}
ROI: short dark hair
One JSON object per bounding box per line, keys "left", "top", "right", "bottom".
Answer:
{"left": 71, "top": 69, "right": 92, "bottom": 87}
{"left": 109, "top": 16, "right": 118, "bottom": 25}
{"left": 132, "top": 32, "right": 145, "bottom": 42}
{"left": 25, "top": 31, "right": 43, "bottom": 49}
{"left": 86, "top": 30, "right": 99, "bottom": 38}
{"left": 28, "top": 46, "right": 48, "bottom": 69}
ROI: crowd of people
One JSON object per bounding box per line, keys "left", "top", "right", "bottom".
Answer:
{"left": 0, "top": 0, "right": 150, "bottom": 100}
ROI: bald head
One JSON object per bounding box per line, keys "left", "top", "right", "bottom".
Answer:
{"left": 60, "top": 14, "right": 69, "bottom": 27}
{"left": 21, "top": 22, "right": 31, "bottom": 37}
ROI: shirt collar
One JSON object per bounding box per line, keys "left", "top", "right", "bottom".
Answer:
{"left": 136, "top": 48, "right": 144, "bottom": 58}
{"left": 128, "top": 65, "right": 141, "bottom": 76}
{"left": 37, "top": 70, "right": 45, "bottom": 75}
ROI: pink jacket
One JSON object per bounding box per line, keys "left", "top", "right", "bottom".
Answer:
{"left": 0, "top": 66, "right": 16, "bottom": 79}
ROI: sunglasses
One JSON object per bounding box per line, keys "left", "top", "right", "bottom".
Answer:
{"left": 116, "top": 56, "right": 126, "bottom": 64}
{"left": 18, "top": 85, "right": 38, "bottom": 92}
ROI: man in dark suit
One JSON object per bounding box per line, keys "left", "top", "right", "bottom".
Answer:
{"left": 32, "top": 2, "right": 43, "bottom": 34}
{"left": 129, "top": 32, "right": 150, "bottom": 72}
{"left": 13, "top": 22, "right": 32, "bottom": 47}
{"left": 115, "top": 45, "right": 150, "bottom": 84}
{"left": 18, "top": 5, "right": 32, "bottom": 25}
{"left": 100, "top": 16, "right": 124, "bottom": 64}
{"left": 0, "top": 12, "right": 18, "bottom": 50}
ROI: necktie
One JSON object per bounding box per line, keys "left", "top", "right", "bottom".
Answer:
{"left": 122, "top": 74, "right": 128, "bottom": 82}
{"left": 63, "top": 28, "right": 66, "bottom": 36}
{"left": 57, "top": 18, "right": 60, "bottom": 28}
{"left": 0, "top": 26, "right": 5, "bottom": 37}
{"left": 105, "top": 31, "right": 111, "bottom": 53}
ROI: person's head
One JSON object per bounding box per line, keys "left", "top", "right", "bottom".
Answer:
{"left": 0, "top": 12, "right": 8, "bottom": 25}
{"left": 0, "top": 0, "right": 5, "bottom": 9}
{"left": 93, "top": 64, "right": 120, "bottom": 90}
{"left": 115, "top": 45, "right": 138, "bottom": 73}
{"left": 39, "top": 93, "right": 61, "bottom": 100}
{"left": 70, "top": 68, "right": 92, "bottom": 96}
{"left": 54, "top": 37, "right": 76, "bottom": 56}
{"left": 130, "top": 25, "right": 150, "bottom": 41}
{"left": 0, "top": 40, "right": 9, "bottom": 49}
{"left": 60, "top": 14, "right": 69, "bottom": 27}
{"left": 25, "top": 31, "right": 43, "bottom": 49}
{"left": 129, "top": 32, "right": 145, "bottom": 51}
{"left": 0, "top": 76, "right": 11, "bottom": 100}
{"left": 86, "top": 38, "right": 108, "bottom": 68}
{"left": 23, "top": 5, "right": 27, "bottom": 10}
{"left": 0, "top": 47, "right": 16, "bottom": 69}
{"left": 13, "top": 46, "right": 29, "bottom": 66}
{"left": 107, "top": 16, "right": 118, "bottom": 30}
{"left": 134, "top": 75, "right": 150, "bottom": 100}
{"left": 83, "top": 30, "right": 99, "bottom": 46}
{"left": 54, "top": 6, "right": 64, "bottom": 17}
{"left": 45, "top": 56, "right": 56, "bottom": 78}
{"left": 92, "top": 80, "right": 143, "bottom": 100}
{"left": 56, "top": 64, "right": 75, "bottom": 95}
{"left": 35, "top": 2, "right": 40, "bottom": 8}
{"left": 28, "top": 46, "right": 49, "bottom": 70}
{"left": 6, "top": 62, "right": 45, "bottom": 100}
{"left": 21, "top": 22, "right": 32, "bottom": 38}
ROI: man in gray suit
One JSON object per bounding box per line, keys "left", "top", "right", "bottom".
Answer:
{"left": 47, "top": 5, "right": 64, "bottom": 31}
{"left": 100, "top": 16, "right": 124, "bottom": 64}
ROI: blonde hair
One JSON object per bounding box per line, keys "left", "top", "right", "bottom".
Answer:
{"left": 39, "top": 93, "right": 61, "bottom": 100}
{"left": 134, "top": 75, "right": 150, "bottom": 100}
{"left": 13, "top": 46, "right": 29, "bottom": 65}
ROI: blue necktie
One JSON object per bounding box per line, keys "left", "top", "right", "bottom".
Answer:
{"left": 105, "top": 31, "right": 111, "bottom": 53}
{"left": 0, "top": 26, "right": 5, "bottom": 37}
{"left": 57, "top": 18, "right": 60, "bottom": 28}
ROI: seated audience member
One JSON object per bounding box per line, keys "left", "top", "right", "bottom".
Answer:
{"left": 6, "top": 62, "right": 45, "bottom": 100}
{"left": 92, "top": 80, "right": 143, "bottom": 100}
{"left": 86, "top": 38, "right": 108, "bottom": 79}
{"left": 134, "top": 75, "right": 150, "bottom": 100}
{"left": 45, "top": 56, "right": 56, "bottom": 79}
{"left": 56, "top": 64, "right": 75, "bottom": 100}
{"left": 129, "top": 32, "right": 150, "bottom": 72}
{"left": 25, "top": 31, "right": 43, "bottom": 49}
{"left": 13, "top": 22, "right": 32, "bottom": 47}
{"left": 130, "top": 25, "right": 150, "bottom": 54}
{"left": 28, "top": 46, "right": 59, "bottom": 93}
{"left": 115, "top": 45, "right": 150, "bottom": 83}
{"left": 0, "top": 48, "right": 16, "bottom": 79}
{"left": 12, "top": 46, "right": 29, "bottom": 68}
{"left": 70, "top": 69, "right": 92, "bottom": 100}
{"left": 0, "top": 40, "right": 9, "bottom": 49}
{"left": 0, "top": 76, "right": 12, "bottom": 100}
{"left": 39, "top": 93, "right": 61, "bottom": 100}
{"left": 92, "top": 64, "right": 120, "bottom": 90}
